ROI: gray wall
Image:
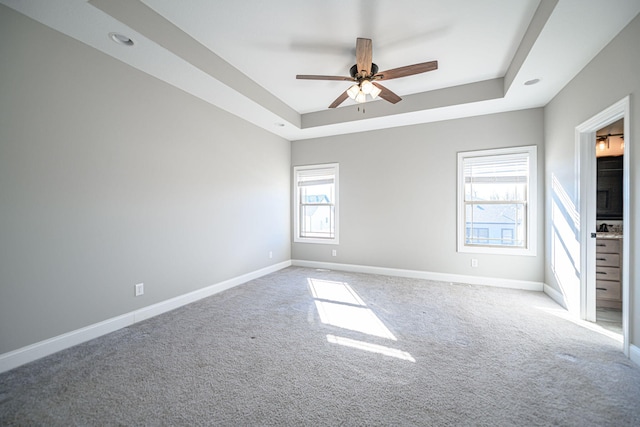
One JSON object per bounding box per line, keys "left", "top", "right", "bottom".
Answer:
{"left": 0, "top": 7, "right": 291, "bottom": 354}
{"left": 544, "top": 13, "right": 640, "bottom": 346}
{"left": 292, "top": 109, "right": 545, "bottom": 283}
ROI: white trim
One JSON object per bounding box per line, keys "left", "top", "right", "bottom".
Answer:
{"left": 456, "top": 145, "right": 538, "bottom": 257}
{"left": 630, "top": 344, "right": 640, "bottom": 367}
{"left": 292, "top": 259, "right": 543, "bottom": 291}
{"left": 293, "top": 163, "right": 339, "bottom": 245}
{"left": 0, "top": 314, "right": 134, "bottom": 375}
{"left": 575, "top": 96, "right": 630, "bottom": 357}
{"left": 543, "top": 283, "right": 567, "bottom": 309}
{"left": 621, "top": 102, "right": 631, "bottom": 359}
{"left": 576, "top": 128, "right": 598, "bottom": 322}
{"left": 0, "top": 261, "right": 291, "bottom": 374}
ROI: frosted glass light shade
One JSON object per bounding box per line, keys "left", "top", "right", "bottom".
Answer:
{"left": 347, "top": 84, "right": 360, "bottom": 99}
{"left": 370, "top": 85, "right": 382, "bottom": 99}
{"left": 360, "top": 79, "right": 373, "bottom": 94}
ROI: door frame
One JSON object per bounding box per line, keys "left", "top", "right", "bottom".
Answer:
{"left": 575, "top": 96, "right": 630, "bottom": 357}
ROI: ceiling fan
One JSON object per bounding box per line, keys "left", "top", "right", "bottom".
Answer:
{"left": 296, "top": 38, "right": 438, "bottom": 108}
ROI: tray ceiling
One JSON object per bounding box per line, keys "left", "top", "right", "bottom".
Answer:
{"left": 2, "top": 0, "right": 639, "bottom": 140}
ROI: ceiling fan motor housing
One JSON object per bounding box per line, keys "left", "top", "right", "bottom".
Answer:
{"left": 350, "top": 63, "right": 378, "bottom": 79}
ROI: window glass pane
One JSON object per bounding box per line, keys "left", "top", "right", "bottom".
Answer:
{"left": 501, "top": 228, "right": 514, "bottom": 245}
{"left": 464, "top": 153, "right": 529, "bottom": 202}
{"left": 300, "top": 205, "right": 335, "bottom": 239}
{"left": 465, "top": 181, "right": 527, "bottom": 202}
{"left": 300, "top": 182, "right": 334, "bottom": 204}
{"left": 464, "top": 203, "right": 525, "bottom": 247}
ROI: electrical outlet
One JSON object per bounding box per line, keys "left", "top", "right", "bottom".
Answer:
{"left": 471, "top": 259, "right": 478, "bottom": 268}
{"left": 135, "top": 283, "right": 144, "bottom": 296}
{"left": 269, "top": 251, "right": 273, "bottom": 259}
{"left": 332, "top": 249, "right": 337, "bottom": 257}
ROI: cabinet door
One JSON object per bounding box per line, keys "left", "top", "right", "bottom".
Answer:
{"left": 596, "top": 280, "right": 621, "bottom": 300}
{"left": 597, "top": 156, "right": 623, "bottom": 219}
{"left": 595, "top": 239, "right": 620, "bottom": 254}
{"left": 595, "top": 266, "right": 620, "bottom": 281}
{"left": 596, "top": 253, "right": 620, "bottom": 267}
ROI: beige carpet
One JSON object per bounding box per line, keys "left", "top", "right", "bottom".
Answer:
{"left": 1, "top": 266, "right": 639, "bottom": 425}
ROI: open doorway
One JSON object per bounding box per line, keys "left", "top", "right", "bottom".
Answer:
{"left": 594, "top": 118, "right": 624, "bottom": 336}
{"left": 576, "top": 96, "right": 630, "bottom": 357}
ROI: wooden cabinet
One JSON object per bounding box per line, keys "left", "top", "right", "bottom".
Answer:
{"left": 597, "top": 156, "right": 623, "bottom": 220}
{"left": 596, "top": 237, "right": 622, "bottom": 309}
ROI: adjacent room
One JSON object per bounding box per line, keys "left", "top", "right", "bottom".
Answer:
{"left": 1, "top": 0, "right": 640, "bottom": 424}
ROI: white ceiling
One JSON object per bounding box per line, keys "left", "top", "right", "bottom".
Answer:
{"left": 3, "top": 0, "right": 640, "bottom": 140}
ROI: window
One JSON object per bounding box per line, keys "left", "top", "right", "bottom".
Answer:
{"left": 294, "top": 163, "right": 338, "bottom": 244}
{"left": 457, "top": 146, "right": 537, "bottom": 256}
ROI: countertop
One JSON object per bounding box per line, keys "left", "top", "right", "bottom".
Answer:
{"left": 596, "top": 232, "right": 623, "bottom": 239}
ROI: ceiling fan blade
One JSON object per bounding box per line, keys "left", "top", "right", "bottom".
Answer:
{"left": 372, "top": 82, "right": 402, "bottom": 104}
{"left": 356, "top": 38, "right": 373, "bottom": 76}
{"left": 296, "top": 75, "right": 354, "bottom": 81}
{"left": 329, "top": 91, "right": 349, "bottom": 108}
{"left": 374, "top": 60, "right": 438, "bottom": 80}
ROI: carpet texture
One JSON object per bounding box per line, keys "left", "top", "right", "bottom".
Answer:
{"left": 1, "top": 266, "right": 639, "bottom": 426}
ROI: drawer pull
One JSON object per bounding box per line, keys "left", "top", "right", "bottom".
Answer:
{"left": 596, "top": 272, "right": 607, "bottom": 275}
{"left": 596, "top": 244, "right": 606, "bottom": 247}
{"left": 596, "top": 257, "right": 607, "bottom": 261}
{"left": 596, "top": 287, "right": 607, "bottom": 291}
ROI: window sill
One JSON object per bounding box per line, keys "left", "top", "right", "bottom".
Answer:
{"left": 458, "top": 245, "right": 536, "bottom": 256}
{"left": 294, "top": 238, "right": 339, "bottom": 245}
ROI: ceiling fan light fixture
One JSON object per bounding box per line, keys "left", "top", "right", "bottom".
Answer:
{"left": 347, "top": 84, "right": 360, "bottom": 100}
{"left": 370, "top": 85, "right": 382, "bottom": 99}
{"left": 355, "top": 91, "right": 367, "bottom": 103}
{"left": 360, "top": 79, "right": 374, "bottom": 94}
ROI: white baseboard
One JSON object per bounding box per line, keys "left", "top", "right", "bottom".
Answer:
{"left": 543, "top": 283, "right": 568, "bottom": 309}
{"left": 133, "top": 260, "right": 291, "bottom": 323}
{"left": 291, "top": 259, "right": 544, "bottom": 291}
{"left": 0, "top": 260, "right": 291, "bottom": 374}
{"left": 630, "top": 344, "right": 640, "bottom": 367}
{"left": 0, "top": 313, "right": 135, "bottom": 375}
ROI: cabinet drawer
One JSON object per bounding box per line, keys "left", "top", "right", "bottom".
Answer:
{"left": 596, "top": 280, "right": 621, "bottom": 300}
{"left": 596, "top": 239, "right": 620, "bottom": 254}
{"left": 595, "top": 266, "right": 620, "bottom": 281}
{"left": 595, "top": 253, "right": 619, "bottom": 267}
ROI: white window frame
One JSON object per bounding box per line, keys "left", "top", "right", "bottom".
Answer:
{"left": 294, "top": 163, "right": 339, "bottom": 245}
{"left": 457, "top": 146, "right": 537, "bottom": 256}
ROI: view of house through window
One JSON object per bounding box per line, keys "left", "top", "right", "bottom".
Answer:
{"left": 457, "top": 146, "right": 537, "bottom": 255}
{"left": 294, "top": 163, "right": 338, "bottom": 244}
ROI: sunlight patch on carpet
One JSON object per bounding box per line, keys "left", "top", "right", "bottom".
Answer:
{"left": 314, "top": 300, "right": 396, "bottom": 339}
{"left": 308, "top": 278, "right": 366, "bottom": 306}
{"left": 327, "top": 334, "right": 415, "bottom": 362}
{"left": 309, "top": 278, "right": 396, "bottom": 340}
